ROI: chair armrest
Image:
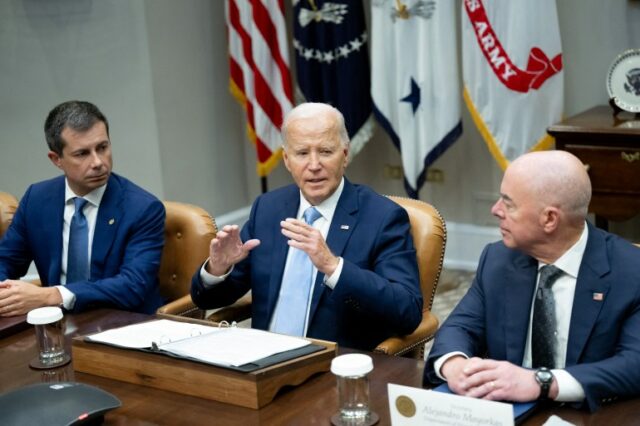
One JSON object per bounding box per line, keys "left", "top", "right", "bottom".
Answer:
{"left": 374, "top": 312, "right": 439, "bottom": 359}
{"left": 157, "top": 295, "right": 205, "bottom": 319}
{"left": 206, "top": 293, "right": 253, "bottom": 323}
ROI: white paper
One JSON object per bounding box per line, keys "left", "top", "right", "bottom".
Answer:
{"left": 388, "top": 383, "right": 514, "bottom": 426}
{"left": 87, "top": 319, "right": 219, "bottom": 348}
{"left": 542, "top": 415, "right": 576, "bottom": 426}
{"left": 86, "top": 319, "right": 311, "bottom": 367}
{"left": 159, "top": 327, "right": 310, "bottom": 367}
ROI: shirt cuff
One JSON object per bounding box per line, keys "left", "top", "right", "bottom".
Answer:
{"left": 200, "top": 260, "right": 233, "bottom": 288}
{"left": 434, "top": 351, "right": 469, "bottom": 381}
{"left": 552, "top": 369, "right": 586, "bottom": 402}
{"left": 55, "top": 285, "right": 76, "bottom": 310}
{"left": 323, "top": 257, "right": 344, "bottom": 289}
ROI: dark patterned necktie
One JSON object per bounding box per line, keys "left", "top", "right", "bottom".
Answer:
{"left": 67, "top": 197, "right": 89, "bottom": 283}
{"left": 532, "top": 265, "right": 563, "bottom": 369}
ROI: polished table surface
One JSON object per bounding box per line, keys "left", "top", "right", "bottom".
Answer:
{"left": 2, "top": 309, "right": 640, "bottom": 425}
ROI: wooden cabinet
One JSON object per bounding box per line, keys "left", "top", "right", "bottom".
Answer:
{"left": 547, "top": 105, "right": 640, "bottom": 229}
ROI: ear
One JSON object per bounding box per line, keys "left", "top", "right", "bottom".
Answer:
{"left": 540, "top": 206, "right": 560, "bottom": 233}
{"left": 282, "top": 145, "right": 292, "bottom": 172}
{"left": 47, "top": 151, "right": 63, "bottom": 169}
{"left": 342, "top": 145, "right": 350, "bottom": 167}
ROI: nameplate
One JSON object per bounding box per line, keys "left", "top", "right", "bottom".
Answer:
{"left": 388, "top": 383, "right": 514, "bottom": 426}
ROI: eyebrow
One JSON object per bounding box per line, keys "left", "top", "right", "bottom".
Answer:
{"left": 500, "top": 193, "right": 514, "bottom": 204}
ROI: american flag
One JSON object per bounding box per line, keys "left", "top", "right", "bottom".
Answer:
{"left": 226, "top": 0, "right": 293, "bottom": 177}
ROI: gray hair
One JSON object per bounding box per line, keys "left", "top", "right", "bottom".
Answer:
{"left": 281, "top": 102, "right": 349, "bottom": 147}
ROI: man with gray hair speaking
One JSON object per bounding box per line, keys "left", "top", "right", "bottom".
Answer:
{"left": 191, "top": 102, "right": 422, "bottom": 350}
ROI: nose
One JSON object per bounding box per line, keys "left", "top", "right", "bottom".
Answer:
{"left": 308, "top": 152, "right": 321, "bottom": 170}
{"left": 491, "top": 199, "right": 504, "bottom": 218}
{"left": 89, "top": 150, "right": 104, "bottom": 169}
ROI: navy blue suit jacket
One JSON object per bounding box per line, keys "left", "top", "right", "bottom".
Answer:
{"left": 424, "top": 222, "right": 640, "bottom": 411}
{"left": 0, "top": 173, "right": 165, "bottom": 314}
{"left": 191, "top": 179, "right": 423, "bottom": 350}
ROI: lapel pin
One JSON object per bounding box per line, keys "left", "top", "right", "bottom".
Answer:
{"left": 340, "top": 225, "right": 349, "bottom": 230}
{"left": 592, "top": 292, "right": 604, "bottom": 301}
{"left": 108, "top": 218, "right": 115, "bottom": 225}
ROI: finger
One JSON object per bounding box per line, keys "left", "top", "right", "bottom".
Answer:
{"left": 281, "top": 227, "right": 309, "bottom": 243}
{"left": 465, "top": 379, "right": 496, "bottom": 399}
{"left": 280, "top": 218, "right": 309, "bottom": 233}
{"left": 221, "top": 224, "right": 238, "bottom": 233}
{"left": 243, "top": 239, "right": 260, "bottom": 251}
{"left": 463, "top": 358, "right": 496, "bottom": 376}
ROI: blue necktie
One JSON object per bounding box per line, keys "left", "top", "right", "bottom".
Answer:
{"left": 67, "top": 197, "right": 89, "bottom": 283}
{"left": 272, "top": 207, "right": 322, "bottom": 336}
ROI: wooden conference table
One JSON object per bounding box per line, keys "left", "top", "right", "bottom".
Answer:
{"left": 2, "top": 309, "right": 640, "bottom": 425}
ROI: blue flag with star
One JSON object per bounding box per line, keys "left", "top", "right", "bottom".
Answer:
{"left": 293, "top": 0, "right": 373, "bottom": 157}
{"left": 371, "top": 0, "right": 462, "bottom": 198}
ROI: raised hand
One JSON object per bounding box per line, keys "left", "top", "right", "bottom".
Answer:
{"left": 205, "top": 225, "right": 260, "bottom": 276}
{"left": 280, "top": 218, "right": 339, "bottom": 276}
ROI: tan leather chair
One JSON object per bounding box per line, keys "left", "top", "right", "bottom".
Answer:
{"left": 155, "top": 201, "right": 217, "bottom": 318}
{"left": 161, "top": 196, "right": 447, "bottom": 359}
{"left": 0, "top": 191, "right": 19, "bottom": 238}
{"left": 373, "top": 196, "right": 446, "bottom": 358}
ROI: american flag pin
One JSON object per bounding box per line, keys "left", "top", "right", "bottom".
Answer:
{"left": 340, "top": 225, "right": 349, "bottom": 230}
{"left": 108, "top": 218, "right": 115, "bottom": 225}
{"left": 593, "top": 292, "right": 604, "bottom": 301}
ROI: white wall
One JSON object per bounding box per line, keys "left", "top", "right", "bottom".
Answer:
{"left": 1, "top": 0, "right": 639, "bottom": 263}
{"left": 0, "top": 0, "right": 164, "bottom": 198}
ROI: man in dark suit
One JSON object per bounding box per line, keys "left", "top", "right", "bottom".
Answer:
{"left": 424, "top": 150, "right": 640, "bottom": 411}
{"left": 0, "top": 101, "right": 165, "bottom": 315}
{"left": 191, "top": 102, "right": 422, "bottom": 350}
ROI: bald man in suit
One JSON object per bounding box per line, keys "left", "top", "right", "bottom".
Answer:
{"left": 424, "top": 151, "right": 640, "bottom": 411}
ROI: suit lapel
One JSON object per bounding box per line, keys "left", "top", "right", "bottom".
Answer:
{"left": 308, "top": 180, "right": 358, "bottom": 324}
{"left": 90, "top": 175, "right": 123, "bottom": 279}
{"left": 46, "top": 179, "right": 65, "bottom": 284}
{"left": 566, "top": 224, "right": 610, "bottom": 365}
{"left": 265, "top": 190, "right": 300, "bottom": 320}
{"left": 504, "top": 253, "right": 538, "bottom": 364}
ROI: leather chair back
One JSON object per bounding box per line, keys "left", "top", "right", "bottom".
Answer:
{"left": 373, "top": 196, "right": 447, "bottom": 358}
{"left": 387, "top": 196, "right": 446, "bottom": 313}
{"left": 158, "top": 201, "right": 217, "bottom": 303}
{"left": 0, "top": 192, "right": 19, "bottom": 238}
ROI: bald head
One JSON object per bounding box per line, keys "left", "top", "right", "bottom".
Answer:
{"left": 508, "top": 151, "right": 592, "bottom": 223}
{"left": 281, "top": 103, "right": 349, "bottom": 148}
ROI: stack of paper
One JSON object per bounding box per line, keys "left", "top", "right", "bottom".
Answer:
{"left": 87, "top": 319, "right": 311, "bottom": 367}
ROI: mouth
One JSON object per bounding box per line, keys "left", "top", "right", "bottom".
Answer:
{"left": 306, "top": 178, "right": 326, "bottom": 185}
{"left": 88, "top": 173, "right": 108, "bottom": 181}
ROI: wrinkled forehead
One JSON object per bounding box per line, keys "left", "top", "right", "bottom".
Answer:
{"left": 286, "top": 115, "right": 340, "bottom": 145}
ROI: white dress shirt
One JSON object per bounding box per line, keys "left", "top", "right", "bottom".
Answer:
{"left": 434, "top": 223, "right": 589, "bottom": 402}
{"left": 56, "top": 180, "right": 106, "bottom": 309}
{"left": 200, "top": 178, "right": 346, "bottom": 336}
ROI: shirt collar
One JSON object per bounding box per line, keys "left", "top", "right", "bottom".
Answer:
{"left": 64, "top": 179, "right": 107, "bottom": 208}
{"left": 539, "top": 222, "right": 589, "bottom": 278}
{"left": 298, "top": 177, "right": 344, "bottom": 222}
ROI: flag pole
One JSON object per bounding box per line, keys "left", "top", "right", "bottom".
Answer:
{"left": 261, "top": 176, "right": 268, "bottom": 194}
